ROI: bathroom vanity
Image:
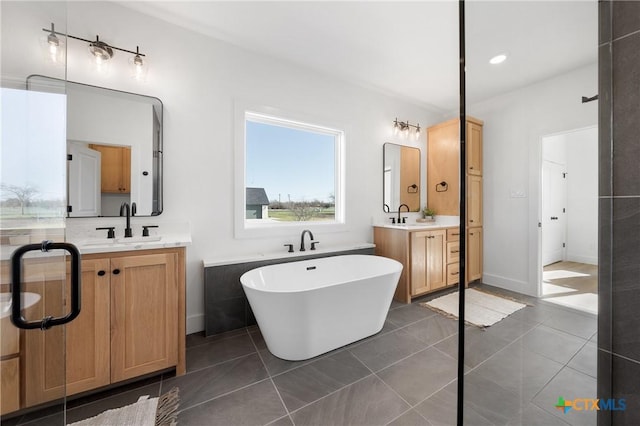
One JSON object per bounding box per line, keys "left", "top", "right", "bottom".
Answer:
{"left": 0, "top": 243, "right": 187, "bottom": 412}
{"left": 374, "top": 224, "right": 481, "bottom": 303}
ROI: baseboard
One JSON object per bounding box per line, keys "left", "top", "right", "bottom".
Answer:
{"left": 482, "top": 273, "right": 537, "bottom": 297}
{"left": 186, "top": 314, "right": 205, "bottom": 335}
{"left": 566, "top": 254, "right": 598, "bottom": 265}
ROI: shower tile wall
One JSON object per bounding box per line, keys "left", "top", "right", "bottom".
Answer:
{"left": 598, "top": 1, "right": 640, "bottom": 424}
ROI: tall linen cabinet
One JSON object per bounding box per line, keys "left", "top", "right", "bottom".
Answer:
{"left": 427, "top": 116, "right": 483, "bottom": 284}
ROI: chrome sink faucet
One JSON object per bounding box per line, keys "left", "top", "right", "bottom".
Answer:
{"left": 300, "top": 229, "right": 315, "bottom": 251}
{"left": 397, "top": 204, "right": 410, "bottom": 224}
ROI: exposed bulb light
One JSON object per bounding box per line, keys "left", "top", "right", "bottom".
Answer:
{"left": 392, "top": 118, "right": 421, "bottom": 139}
{"left": 489, "top": 53, "right": 507, "bottom": 65}
{"left": 89, "top": 36, "right": 114, "bottom": 63}
{"left": 393, "top": 118, "right": 400, "bottom": 135}
{"left": 40, "top": 23, "right": 147, "bottom": 80}
{"left": 42, "top": 23, "right": 64, "bottom": 64}
{"left": 130, "top": 46, "right": 148, "bottom": 82}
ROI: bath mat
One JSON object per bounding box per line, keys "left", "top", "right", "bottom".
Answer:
{"left": 421, "top": 289, "right": 526, "bottom": 327}
{"left": 67, "top": 387, "right": 179, "bottom": 426}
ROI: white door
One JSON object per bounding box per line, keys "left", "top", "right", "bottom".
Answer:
{"left": 542, "top": 160, "right": 567, "bottom": 265}
{"left": 68, "top": 142, "right": 101, "bottom": 217}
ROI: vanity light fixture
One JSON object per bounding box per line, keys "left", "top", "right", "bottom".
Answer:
{"left": 393, "top": 118, "right": 421, "bottom": 140}
{"left": 41, "top": 23, "right": 147, "bottom": 78}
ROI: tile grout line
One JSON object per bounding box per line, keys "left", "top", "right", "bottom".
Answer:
{"left": 185, "top": 350, "right": 259, "bottom": 375}
{"left": 247, "top": 328, "right": 296, "bottom": 425}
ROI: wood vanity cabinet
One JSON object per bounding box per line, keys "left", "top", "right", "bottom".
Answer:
{"left": 17, "top": 248, "right": 185, "bottom": 410}
{"left": 89, "top": 144, "right": 131, "bottom": 193}
{"left": 374, "top": 226, "right": 459, "bottom": 303}
{"left": 410, "top": 230, "right": 446, "bottom": 296}
{"left": 427, "top": 116, "right": 484, "bottom": 285}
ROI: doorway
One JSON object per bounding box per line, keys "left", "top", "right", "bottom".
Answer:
{"left": 540, "top": 126, "right": 598, "bottom": 314}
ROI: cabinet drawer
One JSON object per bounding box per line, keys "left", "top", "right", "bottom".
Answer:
{"left": 447, "top": 241, "right": 460, "bottom": 264}
{"left": 446, "top": 228, "right": 461, "bottom": 242}
{"left": 447, "top": 263, "right": 460, "bottom": 286}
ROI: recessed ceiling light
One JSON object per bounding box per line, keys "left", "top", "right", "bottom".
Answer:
{"left": 489, "top": 54, "right": 507, "bottom": 65}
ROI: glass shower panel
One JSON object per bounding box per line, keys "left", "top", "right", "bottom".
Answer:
{"left": 464, "top": 1, "right": 598, "bottom": 424}
{"left": 1, "top": 1, "right": 70, "bottom": 424}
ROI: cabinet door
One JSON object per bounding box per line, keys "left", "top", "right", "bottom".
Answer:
{"left": 23, "top": 258, "right": 111, "bottom": 406}
{"left": 410, "top": 230, "right": 446, "bottom": 296}
{"left": 111, "top": 253, "right": 178, "bottom": 382}
{"left": 66, "top": 258, "right": 111, "bottom": 395}
{"left": 467, "top": 121, "right": 482, "bottom": 176}
{"left": 1, "top": 358, "right": 19, "bottom": 415}
{"left": 426, "top": 230, "right": 447, "bottom": 291}
{"left": 467, "top": 175, "right": 483, "bottom": 227}
{"left": 89, "top": 144, "right": 131, "bottom": 193}
{"left": 410, "top": 232, "right": 429, "bottom": 296}
{"left": 23, "top": 262, "right": 67, "bottom": 406}
{"left": 467, "top": 228, "right": 483, "bottom": 283}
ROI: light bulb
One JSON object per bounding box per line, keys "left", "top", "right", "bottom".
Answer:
{"left": 130, "top": 47, "right": 148, "bottom": 82}
{"left": 48, "top": 42, "right": 58, "bottom": 62}
{"left": 415, "top": 127, "right": 421, "bottom": 140}
{"left": 41, "top": 24, "right": 64, "bottom": 66}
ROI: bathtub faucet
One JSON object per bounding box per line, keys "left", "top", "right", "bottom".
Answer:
{"left": 397, "top": 204, "right": 410, "bottom": 224}
{"left": 300, "top": 229, "right": 315, "bottom": 251}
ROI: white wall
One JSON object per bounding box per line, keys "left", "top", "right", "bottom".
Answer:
{"left": 1, "top": 1, "right": 445, "bottom": 333}
{"left": 468, "top": 64, "right": 597, "bottom": 296}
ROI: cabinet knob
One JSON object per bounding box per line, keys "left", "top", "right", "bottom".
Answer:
{"left": 97, "top": 270, "right": 106, "bottom": 276}
{"left": 470, "top": 219, "right": 474, "bottom": 223}
{"left": 113, "top": 269, "right": 121, "bottom": 275}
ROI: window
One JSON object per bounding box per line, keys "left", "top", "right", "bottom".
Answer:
{"left": 236, "top": 110, "right": 345, "bottom": 236}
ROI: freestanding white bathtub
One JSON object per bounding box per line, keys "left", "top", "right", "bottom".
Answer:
{"left": 240, "top": 254, "right": 402, "bottom": 361}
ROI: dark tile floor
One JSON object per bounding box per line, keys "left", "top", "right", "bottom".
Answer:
{"left": 2, "top": 284, "right": 597, "bottom": 426}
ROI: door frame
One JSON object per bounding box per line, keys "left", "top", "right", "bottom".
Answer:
{"left": 533, "top": 125, "right": 598, "bottom": 297}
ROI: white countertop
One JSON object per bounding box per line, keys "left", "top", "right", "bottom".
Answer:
{"left": 0, "top": 222, "right": 192, "bottom": 260}
{"left": 71, "top": 232, "right": 192, "bottom": 255}
{"left": 203, "top": 242, "right": 375, "bottom": 267}
{"left": 374, "top": 215, "right": 460, "bottom": 231}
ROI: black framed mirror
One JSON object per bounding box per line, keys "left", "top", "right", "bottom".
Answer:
{"left": 26, "top": 75, "right": 163, "bottom": 217}
{"left": 383, "top": 142, "right": 420, "bottom": 213}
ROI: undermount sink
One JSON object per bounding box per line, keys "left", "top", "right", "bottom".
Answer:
{"left": 1, "top": 292, "right": 41, "bottom": 319}
{"left": 80, "top": 236, "right": 162, "bottom": 247}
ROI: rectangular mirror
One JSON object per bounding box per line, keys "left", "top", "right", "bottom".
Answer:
{"left": 26, "top": 75, "right": 163, "bottom": 217}
{"left": 383, "top": 143, "right": 420, "bottom": 213}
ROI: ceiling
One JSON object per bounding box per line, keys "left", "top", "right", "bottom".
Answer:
{"left": 122, "top": 1, "right": 598, "bottom": 113}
